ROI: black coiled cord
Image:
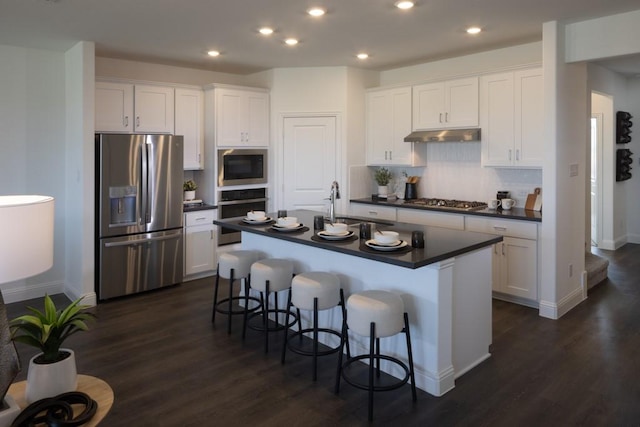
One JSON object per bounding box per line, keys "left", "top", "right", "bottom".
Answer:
{"left": 10, "top": 391, "right": 98, "bottom": 427}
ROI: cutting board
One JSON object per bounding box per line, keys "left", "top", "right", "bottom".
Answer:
{"left": 525, "top": 188, "right": 542, "bottom": 211}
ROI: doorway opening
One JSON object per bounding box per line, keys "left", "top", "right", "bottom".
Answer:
{"left": 590, "top": 113, "right": 603, "bottom": 247}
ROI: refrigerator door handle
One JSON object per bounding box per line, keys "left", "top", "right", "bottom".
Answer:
{"left": 104, "top": 233, "right": 182, "bottom": 248}
{"left": 140, "top": 140, "right": 150, "bottom": 225}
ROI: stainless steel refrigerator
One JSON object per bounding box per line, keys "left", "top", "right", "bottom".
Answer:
{"left": 95, "top": 133, "right": 184, "bottom": 300}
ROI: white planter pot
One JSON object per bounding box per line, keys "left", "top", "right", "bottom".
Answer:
{"left": 184, "top": 190, "right": 196, "bottom": 201}
{"left": 377, "top": 185, "right": 389, "bottom": 196}
{"left": 25, "top": 349, "right": 77, "bottom": 404}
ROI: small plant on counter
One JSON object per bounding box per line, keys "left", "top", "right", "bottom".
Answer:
{"left": 183, "top": 180, "right": 198, "bottom": 191}
{"left": 374, "top": 167, "right": 393, "bottom": 186}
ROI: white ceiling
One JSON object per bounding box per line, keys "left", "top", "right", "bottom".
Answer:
{"left": 2, "top": 0, "right": 639, "bottom": 76}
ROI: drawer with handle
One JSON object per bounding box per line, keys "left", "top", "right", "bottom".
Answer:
{"left": 185, "top": 209, "right": 215, "bottom": 227}
{"left": 465, "top": 216, "right": 537, "bottom": 240}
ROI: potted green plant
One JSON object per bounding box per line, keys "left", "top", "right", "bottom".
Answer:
{"left": 183, "top": 179, "right": 197, "bottom": 201}
{"left": 374, "top": 167, "right": 393, "bottom": 196}
{"left": 10, "top": 295, "right": 95, "bottom": 403}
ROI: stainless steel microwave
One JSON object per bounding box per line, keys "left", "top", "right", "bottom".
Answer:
{"left": 217, "top": 148, "right": 268, "bottom": 187}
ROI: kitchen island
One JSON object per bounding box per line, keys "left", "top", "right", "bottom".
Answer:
{"left": 215, "top": 209, "right": 502, "bottom": 397}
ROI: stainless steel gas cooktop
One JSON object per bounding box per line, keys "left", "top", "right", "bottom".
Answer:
{"left": 404, "top": 198, "right": 488, "bottom": 211}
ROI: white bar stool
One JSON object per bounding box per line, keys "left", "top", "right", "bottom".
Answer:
{"left": 212, "top": 250, "right": 261, "bottom": 335}
{"left": 281, "top": 272, "right": 350, "bottom": 381}
{"left": 245, "top": 258, "right": 298, "bottom": 353}
{"left": 335, "top": 290, "right": 417, "bottom": 422}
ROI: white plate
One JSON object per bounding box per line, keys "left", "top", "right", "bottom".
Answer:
{"left": 272, "top": 223, "right": 304, "bottom": 231}
{"left": 242, "top": 216, "right": 272, "bottom": 224}
{"left": 365, "top": 239, "right": 408, "bottom": 251}
{"left": 317, "top": 230, "right": 354, "bottom": 240}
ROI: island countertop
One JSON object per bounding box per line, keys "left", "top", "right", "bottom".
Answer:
{"left": 214, "top": 209, "right": 502, "bottom": 269}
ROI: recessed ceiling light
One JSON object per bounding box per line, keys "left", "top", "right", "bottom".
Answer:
{"left": 259, "top": 27, "right": 274, "bottom": 35}
{"left": 357, "top": 53, "right": 369, "bottom": 60}
{"left": 285, "top": 38, "right": 298, "bottom": 46}
{"left": 308, "top": 7, "right": 325, "bottom": 17}
{"left": 207, "top": 50, "right": 220, "bottom": 57}
{"left": 466, "top": 26, "right": 482, "bottom": 35}
{"left": 395, "top": 1, "right": 414, "bottom": 9}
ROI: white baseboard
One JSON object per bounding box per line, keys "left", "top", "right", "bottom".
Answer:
{"left": 1, "top": 280, "right": 64, "bottom": 304}
{"left": 538, "top": 286, "right": 585, "bottom": 319}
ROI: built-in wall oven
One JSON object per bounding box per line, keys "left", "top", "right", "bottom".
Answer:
{"left": 218, "top": 149, "right": 267, "bottom": 187}
{"left": 217, "top": 187, "right": 267, "bottom": 245}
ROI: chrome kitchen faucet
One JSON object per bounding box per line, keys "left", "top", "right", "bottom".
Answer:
{"left": 329, "top": 181, "right": 340, "bottom": 223}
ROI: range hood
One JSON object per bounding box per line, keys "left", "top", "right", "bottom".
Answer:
{"left": 404, "top": 128, "right": 481, "bottom": 143}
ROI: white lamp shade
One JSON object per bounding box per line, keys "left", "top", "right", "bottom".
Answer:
{"left": 0, "top": 195, "right": 54, "bottom": 284}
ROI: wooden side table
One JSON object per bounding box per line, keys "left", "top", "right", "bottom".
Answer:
{"left": 7, "top": 374, "right": 114, "bottom": 426}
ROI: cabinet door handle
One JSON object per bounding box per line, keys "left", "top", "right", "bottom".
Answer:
{"left": 124, "top": 116, "right": 129, "bottom": 127}
{"left": 516, "top": 149, "right": 520, "bottom": 161}
{"left": 368, "top": 211, "right": 378, "bottom": 216}
{"left": 439, "top": 113, "right": 443, "bottom": 123}
{"left": 502, "top": 243, "right": 505, "bottom": 256}
{"left": 445, "top": 112, "right": 449, "bottom": 123}
{"left": 385, "top": 151, "right": 388, "bottom": 160}
{"left": 508, "top": 149, "right": 512, "bottom": 161}
{"left": 136, "top": 116, "right": 140, "bottom": 128}
{"left": 493, "top": 226, "right": 507, "bottom": 231}
{"left": 494, "top": 244, "right": 498, "bottom": 255}
{"left": 389, "top": 151, "right": 392, "bottom": 160}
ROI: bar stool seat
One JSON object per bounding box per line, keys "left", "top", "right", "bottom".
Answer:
{"left": 335, "top": 290, "right": 417, "bottom": 422}
{"left": 212, "top": 250, "right": 262, "bottom": 335}
{"left": 245, "top": 258, "right": 298, "bottom": 353}
{"left": 281, "top": 272, "right": 349, "bottom": 381}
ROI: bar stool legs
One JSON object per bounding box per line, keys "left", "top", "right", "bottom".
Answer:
{"left": 335, "top": 290, "right": 417, "bottom": 422}
{"left": 212, "top": 251, "right": 261, "bottom": 335}
{"left": 281, "top": 284, "right": 349, "bottom": 381}
{"left": 245, "top": 259, "right": 298, "bottom": 353}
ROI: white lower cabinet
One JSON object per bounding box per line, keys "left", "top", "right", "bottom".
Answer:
{"left": 465, "top": 216, "right": 538, "bottom": 304}
{"left": 396, "top": 208, "right": 464, "bottom": 230}
{"left": 184, "top": 210, "right": 217, "bottom": 279}
{"left": 349, "top": 204, "right": 397, "bottom": 222}
{"left": 491, "top": 237, "right": 538, "bottom": 301}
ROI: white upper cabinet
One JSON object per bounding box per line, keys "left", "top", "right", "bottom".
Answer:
{"left": 95, "top": 81, "right": 174, "bottom": 134}
{"left": 133, "top": 85, "right": 174, "bottom": 134}
{"left": 480, "top": 68, "right": 543, "bottom": 168}
{"left": 215, "top": 87, "right": 269, "bottom": 147}
{"left": 95, "top": 81, "right": 134, "bottom": 132}
{"left": 366, "top": 86, "right": 423, "bottom": 166}
{"left": 514, "top": 68, "right": 544, "bottom": 167}
{"left": 412, "top": 77, "right": 479, "bottom": 130}
{"left": 175, "top": 88, "right": 204, "bottom": 170}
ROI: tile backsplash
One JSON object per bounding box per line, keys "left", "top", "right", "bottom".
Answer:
{"left": 369, "top": 141, "right": 543, "bottom": 206}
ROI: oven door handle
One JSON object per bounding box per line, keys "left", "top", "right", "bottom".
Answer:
{"left": 218, "top": 198, "right": 267, "bottom": 205}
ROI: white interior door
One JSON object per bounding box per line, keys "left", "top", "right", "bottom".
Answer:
{"left": 282, "top": 116, "right": 337, "bottom": 211}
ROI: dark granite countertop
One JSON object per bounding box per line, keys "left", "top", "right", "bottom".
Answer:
{"left": 350, "top": 198, "right": 542, "bottom": 222}
{"left": 214, "top": 209, "right": 502, "bottom": 269}
{"left": 183, "top": 203, "right": 217, "bottom": 213}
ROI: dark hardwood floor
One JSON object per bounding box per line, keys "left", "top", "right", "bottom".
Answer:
{"left": 6, "top": 244, "right": 640, "bottom": 426}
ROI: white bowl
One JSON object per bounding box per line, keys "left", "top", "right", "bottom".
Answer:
{"left": 324, "top": 223, "right": 348, "bottom": 235}
{"left": 247, "top": 211, "right": 266, "bottom": 221}
{"left": 277, "top": 216, "right": 298, "bottom": 227}
{"left": 374, "top": 231, "right": 399, "bottom": 245}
